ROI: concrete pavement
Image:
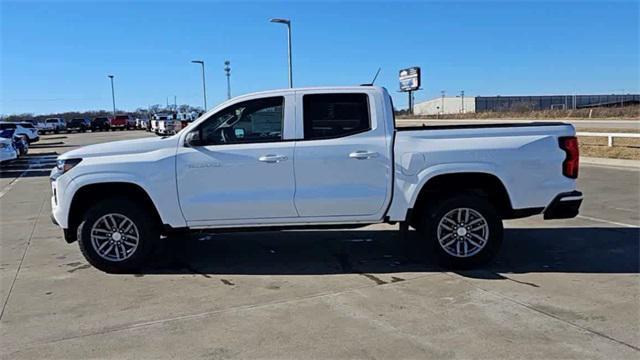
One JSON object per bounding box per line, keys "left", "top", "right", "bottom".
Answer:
{"left": 0, "top": 131, "right": 638, "bottom": 359}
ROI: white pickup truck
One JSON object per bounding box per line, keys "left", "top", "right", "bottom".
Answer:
{"left": 50, "top": 86, "right": 582, "bottom": 272}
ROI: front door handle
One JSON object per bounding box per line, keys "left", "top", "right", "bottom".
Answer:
{"left": 349, "top": 150, "right": 379, "bottom": 160}
{"left": 258, "top": 154, "right": 288, "bottom": 163}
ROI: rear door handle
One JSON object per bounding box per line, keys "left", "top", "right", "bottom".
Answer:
{"left": 258, "top": 154, "right": 288, "bottom": 163}
{"left": 349, "top": 150, "right": 379, "bottom": 160}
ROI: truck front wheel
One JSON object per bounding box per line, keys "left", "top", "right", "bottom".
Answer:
{"left": 421, "top": 194, "right": 502, "bottom": 269}
{"left": 77, "top": 198, "right": 158, "bottom": 273}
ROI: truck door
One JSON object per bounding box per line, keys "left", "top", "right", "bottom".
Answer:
{"left": 176, "top": 94, "right": 298, "bottom": 224}
{"left": 293, "top": 91, "right": 391, "bottom": 218}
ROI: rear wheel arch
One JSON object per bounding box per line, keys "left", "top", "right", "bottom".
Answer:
{"left": 409, "top": 172, "right": 513, "bottom": 227}
{"left": 67, "top": 182, "right": 162, "bottom": 243}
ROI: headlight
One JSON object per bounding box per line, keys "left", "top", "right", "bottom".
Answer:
{"left": 56, "top": 158, "right": 82, "bottom": 174}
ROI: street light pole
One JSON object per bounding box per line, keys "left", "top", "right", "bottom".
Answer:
{"left": 191, "top": 60, "right": 207, "bottom": 110}
{"left": 270, "top": 18, "right": 292, "bottom": 88}
{"left": 224, "top": 60, "right": 231, "bottom": 99}
{"left": 460, "top": 90, "right": 465, "bottom": 113}
{"left": 441, "top": 90, "right": 446, "bottom": 115}
{"left": 108, "top": 75, "right": 116, "bottom": 117}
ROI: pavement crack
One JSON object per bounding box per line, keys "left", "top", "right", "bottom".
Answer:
{"left": 444, "top": 272, "right": 640, "bottom": 353}
{"left": 0, "top": 194, "right": 47, "bottom": 320}
{"left": 20, "top": 273, "right": 437, "bottom": 351}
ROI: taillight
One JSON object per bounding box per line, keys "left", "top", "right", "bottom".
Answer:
{"left": 559, "top": 136, "right": 579, "bottom": 179}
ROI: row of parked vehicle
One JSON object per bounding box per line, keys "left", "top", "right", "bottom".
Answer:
{"left": 20, "top": 115, "right": 143, "bottom": 134}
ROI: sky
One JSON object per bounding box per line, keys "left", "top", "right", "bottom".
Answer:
{"left": 1, "top": 0, "right": 638, "bottom": 115}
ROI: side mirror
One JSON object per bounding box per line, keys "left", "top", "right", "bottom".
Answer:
{"left": 185, "top": 130, "right": 202, "bottom": 147}
{"left": 234, "top": 128, "right": 245, "bottom": 138}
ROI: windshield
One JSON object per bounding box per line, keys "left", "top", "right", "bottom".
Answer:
{"left": 46, "top": 119, "right": 57, "bottom": 123}
{"left": 0, "top": 123, "right": 16, "bottom": 129}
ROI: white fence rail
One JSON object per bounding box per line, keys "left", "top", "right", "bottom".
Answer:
{"left": 577, "top": 132, "right": 640, "bottom": 147}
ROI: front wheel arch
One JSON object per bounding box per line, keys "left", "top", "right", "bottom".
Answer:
{"left": 67, "top": 182, "right": 162, "bottom": 243}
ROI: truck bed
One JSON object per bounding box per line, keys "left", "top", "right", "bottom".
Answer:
{"left": 387, "top": 122, "right": 577, "bottom": 220}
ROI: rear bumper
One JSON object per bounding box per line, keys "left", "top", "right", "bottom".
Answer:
{"left": 543, "top": 191, "right": 583, "bottom": 220}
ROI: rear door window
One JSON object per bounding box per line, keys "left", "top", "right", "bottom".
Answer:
{"left": 302, "top": 93, "right": 370, "bottom": 140}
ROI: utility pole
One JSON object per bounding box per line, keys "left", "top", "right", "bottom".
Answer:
{"left": 224, "top": 60, "right": 231, "bottom": 99}
{"left": 108, "top": 75, "right": 116, "bottom": 117}
{"left": 460, "top": 90, "right": 465, "bottom": 113}
{"left": 441, "top": 90, "right": 446, "bottom": 115}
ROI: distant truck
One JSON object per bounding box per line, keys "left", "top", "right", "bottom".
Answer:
{"left": 110, "top": 115, "right": 134, "bottom": 131}
{"left": 152, "top": 113, "right": 196, "bottom": 136}
{"left": 44, "top": 118, "right": 66, "bottom": 134}
{"left": 50, "top": 86, "right": 583, "bottom": 273}
{"left": 67, "top": 118, "right": 91, "bottom": 133}
{"left": 91, "top": 117, "right": 111, "bottom": 132}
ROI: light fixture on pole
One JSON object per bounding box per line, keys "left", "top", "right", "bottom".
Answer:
{"left": 224, "top": 60, "right": 231, "bottom": 99}
{"left": 107, "top": 75, "right": 116, "bottom": 117}
{"left": 269, "top": 18, "right": 292, "bottom": 88}
{"left": 191, "top": 60, "right": 207, "bottom": 110}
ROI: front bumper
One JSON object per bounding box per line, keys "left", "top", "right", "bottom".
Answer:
{"left": 544, "top": 191, "right": 583, "bottom": 220}
{"left": 30, "top": 136, "right": 40, "bottom": 143}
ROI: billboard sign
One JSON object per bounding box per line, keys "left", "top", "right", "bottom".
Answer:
{"left": 399, "top": 67, "right": 421, "bottom": 92}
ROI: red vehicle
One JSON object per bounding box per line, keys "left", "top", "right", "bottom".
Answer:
{"left": 111, "top": 115, "right": 134, "bottom": 131}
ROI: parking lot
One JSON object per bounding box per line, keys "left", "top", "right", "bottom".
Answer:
{"left": 0, "top": 130, "right": 639, "bottom": 359}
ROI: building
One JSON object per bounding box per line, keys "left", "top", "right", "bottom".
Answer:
{"left": 413, "top": 94, "right": 639, "bottom": 115}
{"left": 413, "top": 96, "right": 476, "bottom": 115}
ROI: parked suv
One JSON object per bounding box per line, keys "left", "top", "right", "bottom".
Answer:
{"left": 91, "top": 117, "right": 111, "bottom": 132}
{"left": 45, "top": 118, "right": 67, "bottom": 133}
{"left": 67, "top": 118, "right": 91, "bottom": 133}
{"left": 0, "top": 122, "right": 39, "bottom": 143}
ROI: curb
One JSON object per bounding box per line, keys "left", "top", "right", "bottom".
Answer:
{"left": 580, "top": 156, "right": 640, "bottom": 169}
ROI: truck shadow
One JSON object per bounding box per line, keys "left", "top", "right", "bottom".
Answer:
{"left": 138, "top": 226, "right": 639, "bottom": 277}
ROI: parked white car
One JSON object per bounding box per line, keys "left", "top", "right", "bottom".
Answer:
{"left": 50, "top": 86, "right": 582, "bottom": 272}
{"left": 0, "top": 137, "right": 17, "bottom": 163}
{"left": 0, "top": 122, "right": 40, "bottom": 143}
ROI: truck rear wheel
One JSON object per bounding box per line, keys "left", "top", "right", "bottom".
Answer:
{"left": 420, "top": 194, "right": 502, "bottom": 269}
{"left": 77, "top": 198, "right": 158, "bottom": 273}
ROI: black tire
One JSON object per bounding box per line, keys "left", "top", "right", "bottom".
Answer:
{"left": 77, "top": 198, "right": 158, "bottom": 273}
{"left": 420, "top": 193, "right": 502, "bottom": 269}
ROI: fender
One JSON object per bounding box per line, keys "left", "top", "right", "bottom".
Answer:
{"left": 58, "top": 172, "right": 187, "bottom": 229}
{"left": 386, "top": 161, "right": 511, "bottom": 221}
